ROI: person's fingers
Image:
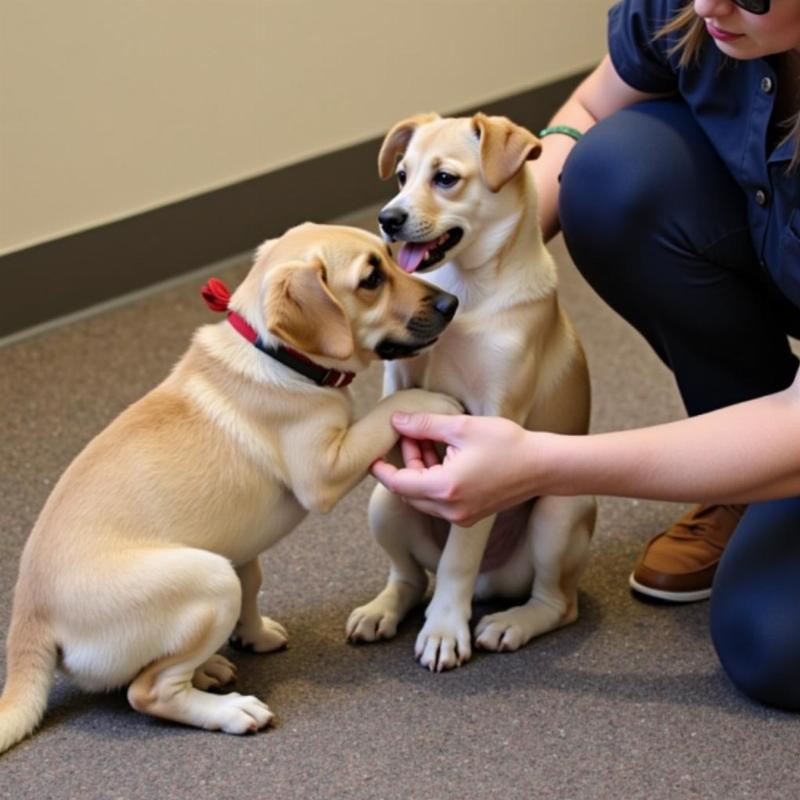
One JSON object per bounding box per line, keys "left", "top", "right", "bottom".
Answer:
{"left": 398, "top": 437, "right": 442, "bottom": 469}
{"left": 420, "top": 439, "right": 440, "bottom": 468}
{"left": 400, "top": 436, "right": 426, "bottom": 470}
{"left": 372, "top": 460, "right": 443, "bottom": 516}
{"left": 373, "top": 462, "right": 448, "bottom": 500}
{"left": 372, "top": 460, "right": 446, "bottom": 505}
{"left": 398, "top": 470, "right": 455, "bottom": 505}
{"left": 392, "top": 412, "right": 465, "bottom": 445}
{"left": 401, "top": 496, "right": 450, "bottom": 520}
{"left": 370, "top": 458, "right": 399, "bottom": 484}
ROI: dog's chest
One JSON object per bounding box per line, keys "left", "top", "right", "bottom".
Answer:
{"left": 396, "top": 315, "right": 521, "bottom": 416}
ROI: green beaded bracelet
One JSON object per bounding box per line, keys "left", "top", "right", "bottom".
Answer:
{"left": 538, "top": 125, "right": 583, "bottom": 142}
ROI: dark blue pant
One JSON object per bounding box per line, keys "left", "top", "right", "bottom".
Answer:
{"left": 559, "top": 99, "right": 800, "bottom": 710}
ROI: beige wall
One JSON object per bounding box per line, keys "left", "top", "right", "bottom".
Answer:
{"left": 0, "top": 0, "right": 611, "bottom": 256}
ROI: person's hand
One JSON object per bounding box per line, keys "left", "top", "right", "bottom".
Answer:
{"left": 370, "top": 413, "right": 539, "bottom": 526}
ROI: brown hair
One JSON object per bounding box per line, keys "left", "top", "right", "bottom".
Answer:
{"left": 656, "top": 2, "right": 800, "bottom": 170}
{"left": 656, "top": 3, "right": 707, "bottom": 68}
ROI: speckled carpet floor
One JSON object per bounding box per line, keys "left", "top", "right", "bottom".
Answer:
{"left": 1, "top": 206, "right": 797, "bottom": 800}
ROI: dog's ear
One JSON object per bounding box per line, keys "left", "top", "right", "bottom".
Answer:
{"left": 265, "top": 259, "right": 354, "bottom": 361}
{"left": 472, "top": 113, "right": 542, "bottom": 193}
{"left": 378, "top": 112, "right": 440, "bottom": 180}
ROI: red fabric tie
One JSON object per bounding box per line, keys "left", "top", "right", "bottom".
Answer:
{"left": 199, "top": 277, "right": 355, "bottom": 389}
{"left": 201, "top": 277, "right": 231, "bottom": 312}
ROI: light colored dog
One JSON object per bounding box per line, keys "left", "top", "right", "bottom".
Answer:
{"left": 346, "top": 113, "right": 597, "bottom": 671}
{"left": 0, "top": 222, "right": 463, "bottom": 753}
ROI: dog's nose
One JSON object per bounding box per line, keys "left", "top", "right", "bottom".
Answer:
{"left": 378, "top": 207, "right": 408, "bottom": 237}
{"left": 432, "top": 291, "right": 459, "bottom": 322}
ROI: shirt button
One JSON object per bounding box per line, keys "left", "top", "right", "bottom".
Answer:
{"left": 755, "top": 189, "right": 768, "bottom": 206}
{"left": 761, "top": 76, "right": 774, "bottom": 93}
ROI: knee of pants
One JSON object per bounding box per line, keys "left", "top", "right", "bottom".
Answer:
{"left": 559, "top": 124, "right": 647, "bottom": 261}
{"left": 558, "top": 125, "right": 668, "bottom": 317}
{"left": 559, "top": 107, "right": 673, "bottom": 268}
{"left": 711, "top": 597, "right": 800, "bottom": 710}
{"left": 559, "top": 99, "right": 739, "bottom": 293}
{"left": 710, "top": 501, "right": 800, "bottom": 711}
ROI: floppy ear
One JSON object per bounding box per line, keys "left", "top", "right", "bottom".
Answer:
{"left": 472, "top": 113, "right": 542, "bottom": 193}
{"left": 377, "top": 112, "right": 440, "bottom": 180}
{"left": 265, "top": 259, "right": 354, "bottom": 361}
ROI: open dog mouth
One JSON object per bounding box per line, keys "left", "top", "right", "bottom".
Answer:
{"left": 396, "top": 227, "right": 463, "bottom": 273}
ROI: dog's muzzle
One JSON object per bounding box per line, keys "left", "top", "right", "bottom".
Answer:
{"left": 375, "top": 289, "right": 458, "bottom": 360}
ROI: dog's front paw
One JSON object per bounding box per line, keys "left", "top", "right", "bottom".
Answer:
{"left": 475, "top": 601, "right": 572, "bottom": 652}
{"left": 211, "top": 693, "right": 275, "bottom": 734}
{"left": 415, "top": 607, "right": 472, "bottom": 672}
{"left": 424, "top": 391, "right": 465, "bottom": 417}
{"left": 346, "top": 599, "right": 402, "bottom": 642}
{"left": 394, "top": 388, "right": 464, "bottom": 417}
{"left": 230, "top": 616, "right": 288, "bottom": 653}
{"left": 474, "top": 612, "right": 529, "bottom": 652}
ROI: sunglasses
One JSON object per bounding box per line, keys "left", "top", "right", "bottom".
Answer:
{"left": 732, "top": 0, "right": 770, "bottom": 13}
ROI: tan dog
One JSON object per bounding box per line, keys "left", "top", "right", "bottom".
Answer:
{"left": 346, "top": 114, "right": 597, "bottom": 671}
{"left": 0, "top": 222, "right": 463, "bottom": 753}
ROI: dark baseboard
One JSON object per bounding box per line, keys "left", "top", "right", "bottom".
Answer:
{"left": 0, "top": 70, "right": 587, "bottom": 339}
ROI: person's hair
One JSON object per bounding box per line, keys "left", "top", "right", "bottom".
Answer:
{"left": 655, "top": 1, "right": 800, "bottom": 170}
{"left": 656, "top": 3, "right": 707, "bottom": 67}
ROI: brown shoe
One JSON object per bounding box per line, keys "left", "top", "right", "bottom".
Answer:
{"left": 629, "top": 503, "right": 747, "bottom": 602}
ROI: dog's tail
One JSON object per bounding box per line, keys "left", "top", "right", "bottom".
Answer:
{"left": 0, "top": 600, "right": 56, "bottom": 756}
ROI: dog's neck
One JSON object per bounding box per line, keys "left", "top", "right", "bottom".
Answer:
{"left": 438, "top": 170, "right": 556, "bottom": 310}
{"left": 227, "top": 311, "right": 355, "bottom": 388}
{"left": 191, "top": 322, "right": 360, "bottom": 394}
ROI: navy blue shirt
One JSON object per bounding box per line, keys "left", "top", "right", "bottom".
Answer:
{"left": 608, "top": 0, "right": 800, "bottom": 308}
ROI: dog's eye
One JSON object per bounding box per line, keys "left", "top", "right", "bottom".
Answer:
{"left": 396, "top": 169, "right": 407, "bottom": 187}
{"left": 359, "top": 268, "right": 385, "bottom": 291}
{"left": 433, "top": 171, "right": 459, "bottom": 188}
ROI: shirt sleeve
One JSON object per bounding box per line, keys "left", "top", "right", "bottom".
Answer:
{"left": 608, "top": 0, "right": 680, "bottom": 94}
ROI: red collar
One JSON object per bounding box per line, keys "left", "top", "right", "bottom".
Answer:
{"left": 200, "top": 278, "right": 355, "bottom": 389}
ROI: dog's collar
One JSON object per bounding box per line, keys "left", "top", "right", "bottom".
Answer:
{"left": 200, "top": 278, "right": 355, "bottom": 389}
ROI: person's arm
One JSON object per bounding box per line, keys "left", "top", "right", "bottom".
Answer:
{"left": 371, "top": 369, "right": 800, "bottom": 526}
{"left": 534, "top": 55, "right": 670, "bottom": 242}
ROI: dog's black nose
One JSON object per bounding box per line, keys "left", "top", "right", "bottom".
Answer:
{"left": 378, "top": 207, "right": 408, "bottom": 236}
{"left": 432, "top": 291, "right": 459, "bottom": 322}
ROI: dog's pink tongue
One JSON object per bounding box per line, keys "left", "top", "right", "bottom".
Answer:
{"left": 397, "top": 241, "right": 432, "bottom": 273}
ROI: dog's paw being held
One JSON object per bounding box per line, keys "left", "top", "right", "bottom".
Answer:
{"left": 391, "top": 388, "right": 464, "bottom": 417}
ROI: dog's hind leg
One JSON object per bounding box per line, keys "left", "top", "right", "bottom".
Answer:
{"left": 475, "top": 495, "right": 596, "bottom": 652}
{"left": 104, "top": 548, "right": 273, "bottom": 734}
{"left": 346, "top": 485, "right": 433, "bottom": 642}
{"left": 229, "top": 558, "right": 288, "bottom": 653}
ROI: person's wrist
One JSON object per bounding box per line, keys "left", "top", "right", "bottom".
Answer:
{"left": 523, "top": 430, "right": 558, "bottom": 496}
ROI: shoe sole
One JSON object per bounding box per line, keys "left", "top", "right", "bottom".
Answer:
{"left": 628, "top": 574, "right": 711, "bottom": 603}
